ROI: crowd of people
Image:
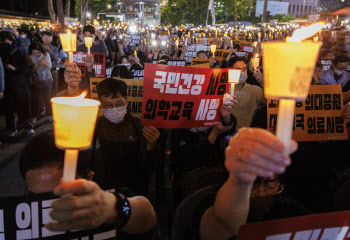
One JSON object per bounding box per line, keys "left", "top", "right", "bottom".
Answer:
{"left": 1, "top": 21, "right": 350, "bottom": 240}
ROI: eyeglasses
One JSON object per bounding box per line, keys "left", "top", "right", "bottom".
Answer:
{"left": 102, "top": 100, "right": 127, "bottom": 110}
{"left": 251, "top": 176, "right": 282, "bottom": 191}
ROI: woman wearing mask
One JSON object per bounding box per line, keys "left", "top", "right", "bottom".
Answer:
{"left": 0, "top": 31, "right": 34, "bottom": 136}
{"left": 27, "top": 42, "right": 53, "bottom": 122}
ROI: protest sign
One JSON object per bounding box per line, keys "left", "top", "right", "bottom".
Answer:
{"left": 267, "top": 85, "right": 348, "bottom": 142}
{"left": 320, "top": 59, "right": 332, "bottom": 71}
{"left": 142, "top": 63, "right": 229, "bottom": 128}
{"left": 0, "top": 188, "right": 118, "bottom": 239}
{"left": 73, "top": 52, "right": 106, "bottom": 78}
{"left": 131, "top": 68, "right": 144, "bottom": 79}
{"left": 191, "top": 58, "right": 210, "bottom": 66}
{"left": 237, "top": 210, "right": 350, "bottom": 240}
{"left": 209, "top": 49, "right": 232, "bottom": 62}
{"left": 184, "top": 44, "right": 210, "bottom": 63}
{"left": 152, "top": 60, "right": 186, "bottom": 67}
{"left": 235, "top": 51, "right": 248, "bottom": 58}
{"left": 90, "top": 78, "right": 143, "bottom": 117}
{"left": 189, "top": 63, "right": 211, "bottom": 68}
{"left": 125, "top": 34, "right": 141, "bottom": 47}
{"left": 243, "top": 45, "right": 254, "bottom": 53}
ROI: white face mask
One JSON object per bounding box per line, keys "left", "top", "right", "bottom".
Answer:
{"left": 103, "top": 106, "right": 126, "bottom": 124}
{"left": 21, "top": 34, "right": 26, "bottom": 39}
{"left": 334, "top": 69, "right": 345, "bottom": 76}
{"left": 238, "top": 71, "right": 248, "bottom": 84}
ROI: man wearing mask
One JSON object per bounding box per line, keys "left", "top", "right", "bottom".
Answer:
{"left": 321, "top": 54, "right": 350, "bottom": 89}
{"left": 228, "top": 57, "right": 266, "bottom": 134}
{"left": 18, "top": 31, "right": 30, "bottom": 54}
{"left": 63, "top": 64, "right": 161, "bottom": 196}
{"left": 77, "top": 25, "right": 107, "bottom": 56}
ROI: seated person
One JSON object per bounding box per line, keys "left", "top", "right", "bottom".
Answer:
{"left": 18, "top": 131, "right": 157, "bottom": 237}
{"left": 63, "top": 66, "right": 160, "bottom": 196}
{"left": 194, "top": 128, "right": 310, "bottom": 240}
{"left": 169, "top": 97, "right": 237, "bottom": 205}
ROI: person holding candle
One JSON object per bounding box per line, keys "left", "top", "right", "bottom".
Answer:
{"left": 18, "top": 131, "right": 159, "bottom": 238}
{"left": 77, "top": 25, "right": 107, "bottom": 56}
{"left": 227, "top": 57, "right": 266, "bottom": 133}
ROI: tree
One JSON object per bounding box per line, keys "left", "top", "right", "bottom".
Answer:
{"left": 222, "top": 0, "right": 254, "bottom": 28}
{"left": 161, "top": 0, "right": 210, "bottom": 26}
{"left": 48, "top": 0, "right": 56, "bottom": 23}
{"left": 65, "top": 0, "right": 71, "bottom": 17}
{"left": 56, "top": 0, "right": 65, "bottom": 29}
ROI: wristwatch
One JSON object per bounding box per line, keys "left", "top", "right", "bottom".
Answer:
{"left": 114, "top": 193, "right": 131, "bottom": 230}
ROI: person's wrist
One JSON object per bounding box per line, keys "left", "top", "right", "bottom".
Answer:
{"left": 87, "top": 66, "right": 94, "bottom": 72}
{"left": 104, "top": 192, "right": 119, "bottom": 225}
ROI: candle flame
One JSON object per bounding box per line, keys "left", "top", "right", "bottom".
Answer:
{"left": 68, "top": 29, "right": 71, "bottom": 34}
{"left": 255, "top": 53, "right": 258, "bottom": 58}
{"left": 78, "top": 92, "right": 87, "bottom": 99}
{"left": 290, "top": 22, "right": 324, "bottom": 42}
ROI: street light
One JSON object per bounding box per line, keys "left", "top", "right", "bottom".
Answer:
{"left": 107, "top": 4, "right": 112, "bottom": 9}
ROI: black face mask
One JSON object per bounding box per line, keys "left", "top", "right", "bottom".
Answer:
{"left": 248, "top": 195, "right": 276, "bottom": 222}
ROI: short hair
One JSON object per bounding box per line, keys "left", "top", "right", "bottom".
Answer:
{"left": 0, "top": 31, "right": 15, "bottom": 42}
{"left": 28, "top": 42, "right": 47, "bottom": 55}
{"left": 160, "top": 54, "right": 171, "bottom": 60}
{"left": 19, "top": 131, "right": 91, "bottom": 179}
{"left": 83, "top": 25, "right": 96, "bottom": 35}
{"left": 41, "top": 31, "right": 52, "bottom": 37}
{"left": 157, "top": 60, "right": 168, "bottom": 65}
{"left": 320, "top": 49, "right": 334, "bottom": 58}
{"left": 130, "top": 63, "right": 143, "bottom": 71}
{"left": 111, "top": 65, "right": 133, "bottom": 79}
{"left": 334, "top": 54, "right": 349, "bottom": 65}
{"left": 97, "top": 77, "right": 128, "bottom": 99}
{"left": 197, "top": 50, "right": 207, "bottom": 57}
{"left": 227, "top": 56, "right": 245, "bottom": 68}
{"left": 120, "top": 55, "right": 130, "bottom": 63}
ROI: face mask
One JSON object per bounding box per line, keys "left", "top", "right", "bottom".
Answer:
{"left": 21, "top": 35, "right": 26, "bottom": 39}
{"left": 334, "top": 69, "right": 345, "bottom": 76}
{"left": 238, "top": 71, "right": 248, "bottom": 84}
{"left": 103, "top": 106, "right": 126, "bottom": 124}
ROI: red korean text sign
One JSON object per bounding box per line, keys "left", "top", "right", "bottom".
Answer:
{"left": 73, "top": 52, "right": 106, "bottom": 78}
{"left": 237, "top": 210, "right": 350, "bottom": 240}
{"left": 142, "top": 63, "right": 229, "bottom": 128}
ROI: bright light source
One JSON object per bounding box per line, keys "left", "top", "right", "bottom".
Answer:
{"left": 130, "top": 25, "right": 137, "bottom": 33}
{"left": 86, "top": 12, "right": 91, "bottom": 17}
{"left": 161, "top": 40, "right": 166, "bottom": 46}
{"left": 107, "top": 4, "right": 112, "bottom": 9}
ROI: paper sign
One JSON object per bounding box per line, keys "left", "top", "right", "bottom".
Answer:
{"left": 0, "top": 188, "right": 118, "bottom": 239}
{"left": 73, "top": 52, "right": 106, "bottom": 78}
{"left": 243, "top": 46, "right": 254, "bottom": 53}
{"left": 141, "top": 63, "right": 229, "bottom": 128}
{"left": 188, "top": 63, "right": 211, "bottom": 68}
{"left": 90, "top": 78, "right": 143, "bottom": 117}
{"left": 191, "top": 58, "right": 210, "bottom": 66}
{"left": 267, "top": 85, "right": 348, "bottom": 141}
{"left": 237, "top": 210, "right": 350, "bottom": 240}
{"left": 235, "top": 51, "right": 247, "bottom": 58}
{"left": 209, "top": 49, "right": 232, "bottom": 62}
{"left": 320, "top": 59, "right": 332, "bottom": 71}
{"left": 125, "top": 34, "right": 141, "bottom": 47}
{"left": 184, "top": 44, "right": 210, "bottom": 63}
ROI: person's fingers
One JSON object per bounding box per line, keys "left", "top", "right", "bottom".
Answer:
{"left": 46, "top": 217, "right": 96, "bottom": 231}
{"left": 51, "top": 191, "right": 101, "bottom": 212}
{"left": 143, "top": 131, "right": 154, "bottom": 141}
{"left": 53, "top": 179, "right": 98, "bottom": 196}
{"left": 50, "top": 206, "right": 94, "bottom": 222}
{"left": 144, "top": 126, "right": 160, "bottom": 135}
{"left": 231, "top": 128, "right": 285, "bottom": 153}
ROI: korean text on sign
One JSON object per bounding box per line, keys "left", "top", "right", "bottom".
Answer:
{"left": 142, "top": 63, "right": 229, "bottom": 128}
{"left": 267, "top": 85, "right": 348, "bottom": 142}
{"left": 73, "top": 52, "right": 106, "bottom": 78}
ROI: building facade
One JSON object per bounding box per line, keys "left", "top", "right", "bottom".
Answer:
{"left": 255, "top": 0, "right": 319, "bottom": 17}
{"left": 116, "top": 0, "right": 161, "bottom": 27}
{"left": 318, "top": 0, "right": 350, "bottom": 12}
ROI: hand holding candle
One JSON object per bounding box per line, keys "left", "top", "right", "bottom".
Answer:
{"left": 210, "top": 44, "right": 216, "bottom": 58}
{"left": 51, "top": 92, "right": 100, "bottom": 182}
{"left": 60, "top": 29, "right": 77, "bottom": 62}
{"left": 84, "top": 37, "right": 93, "bottom": 55}
{"left": 263, "top": 23, "right": 323, "bottom": 154}
{"left": 228, "top": 69, "right": 241, "bottom": 97}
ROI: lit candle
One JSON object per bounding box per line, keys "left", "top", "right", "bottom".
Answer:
{"left": 215, "top": 29, "right": 217, "bottom": 38}
{"left": 228, "top": 69, "right": 241, "bottom": 96}
{"left": 51, "top": 92, "right": 100, "bottom": 182}
{"left": 313, "top": 36, "right": 319, "bottom": 42}
{"left": 134, "top": 50, "right": 137, "bottom": 57}
{"left": 251, "top": 54, "right": 259, "bottom": 70}
{"left": 84, "top": 37, "right": 93, "bottom": 55}
{"left": 263, "top": 23, "right": 323, "bottom": 154}
{"left": 258, "top": 32, "right": 261, "bottom": 42}
{"left": 210, "top": 44, "right": 216, "bottom": 58}
{"left": 60, "top": 29, "right": 77, "bottom": 62}
{"left": 175, "top": 39, "right": 179, "bottom": 48}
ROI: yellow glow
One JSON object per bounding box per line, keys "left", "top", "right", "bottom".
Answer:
{"left": 60, "top": 30, "right": 77, "bottom": 52}
{"left": 51, "top": 93, "right": 100, "bottom": 150}
{"left": 263, "top": 41, "right": 322, "bottom": 101}
{"left": 210, "top": 45, "right": 216, "bottom": 53}
{"left": 84, "top": 37, "right": 93, "bottom": 48}
{"left": 228, "top": 69, "right": 241, "bottom": 83}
